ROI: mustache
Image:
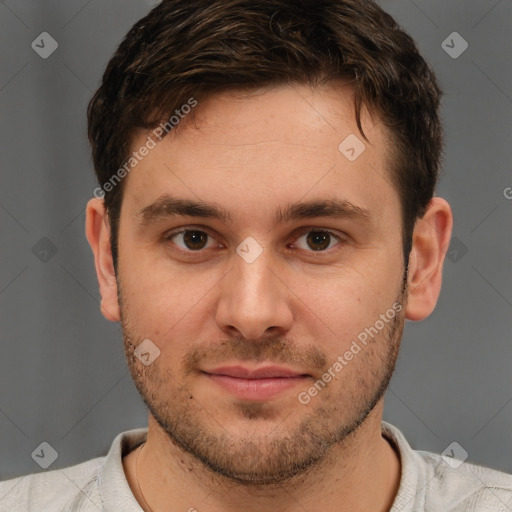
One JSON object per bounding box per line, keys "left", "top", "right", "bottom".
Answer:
{"left": 182, "top": 334, "right": 328, "bottom": 376}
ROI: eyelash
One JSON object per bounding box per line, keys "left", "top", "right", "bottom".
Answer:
{"left": 164, "top": 227, "right": 346, "bottom": 254}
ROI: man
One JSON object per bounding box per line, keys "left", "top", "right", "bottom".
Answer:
{"left": 1, "top": 0, "right": 511, "bottom": 510}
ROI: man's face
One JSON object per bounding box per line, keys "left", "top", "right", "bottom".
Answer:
{"left": 116, "top": 83, "right": 407, "bottom": 484}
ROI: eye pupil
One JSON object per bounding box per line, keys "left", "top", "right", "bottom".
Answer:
{"left": 174, "top": 229, "right": 337, "bottom": 253}
{"left": 183, "top": 231, "right": 208, "bottom": 250}
{"left": 306, "top": 231, "right": 330, "bottom": 251}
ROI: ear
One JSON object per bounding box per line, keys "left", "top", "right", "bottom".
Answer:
{"left": 405, "top": 197, "right": 453, "bottom": 321}
{"left": 85, "top": 198, "right": 121, "bottom": 322}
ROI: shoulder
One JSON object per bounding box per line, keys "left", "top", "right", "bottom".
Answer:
{"left": 382, "top": 421, "right": 512, "bottom": 512}
{"left": 418, "top": 450, "right": 512, "bottom": 511}
{"left": 0, "top": 456, "right": 104, "bottom": 512}
{"left": 0, "top": 428, "right": 147, "bottom": 512}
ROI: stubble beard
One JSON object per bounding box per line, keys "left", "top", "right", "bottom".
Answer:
{"left": 120, "top": 280, "right": 407, "bottom": 487}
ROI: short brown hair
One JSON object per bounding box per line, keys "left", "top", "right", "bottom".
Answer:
{"left": 87, "top": 0, "right": 442, "bottom": 270}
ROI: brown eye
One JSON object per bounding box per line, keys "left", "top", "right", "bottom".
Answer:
{"left": 292, "top": 230, "right": 343, "bottom": 252}
{"left": 167, "top": 230, "right": 215, "bottom": 251}
{"left": 182, "top": 231, "right": 209, "bottom": 250}
{"left": 306, "top": 231, "right": 331, "bottom": 251}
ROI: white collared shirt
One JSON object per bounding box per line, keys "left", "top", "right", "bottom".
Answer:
{"left": 1, "top": 421, "right": 511, "bottom": 511}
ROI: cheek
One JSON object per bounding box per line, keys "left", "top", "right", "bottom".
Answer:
{"left": 119, "top": 243, "right": 195, "bottom": 314}
{"left": 298, "top": 266, "right": 400, "bottom": 353}
{"left": 118, "top": 258, "right": 214, "bottom": 355}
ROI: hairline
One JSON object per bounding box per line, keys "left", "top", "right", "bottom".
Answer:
{"left": 106, "top": 82, "right": 413, "bottom": 272}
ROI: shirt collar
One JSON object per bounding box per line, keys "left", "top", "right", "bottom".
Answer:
{"left": 99, "top": 428, "right": 148, "bottom": 512}
{"left": 98, "top": 422, "right": 419, "bottom": 511}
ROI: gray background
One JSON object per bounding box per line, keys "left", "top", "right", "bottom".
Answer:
{"left": 0, "top": 0, "right": 511, "bottom": 484}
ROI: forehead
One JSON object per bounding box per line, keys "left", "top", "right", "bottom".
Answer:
{"left": 122, "top": 82, "right": 399, "bottom": 227}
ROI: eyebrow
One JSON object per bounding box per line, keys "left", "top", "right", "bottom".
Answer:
{"left": 138, "top": 196, "right": 232, "bottom": 225}
{"left": 275, "top": 198, "right": 372, "bottom": 224}
{"left": 137, "top": 194, "right": 372, "bottom": 226}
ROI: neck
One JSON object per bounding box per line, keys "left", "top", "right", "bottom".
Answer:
{"left": 123, "top": 404, "right": 401, "bottom": 512}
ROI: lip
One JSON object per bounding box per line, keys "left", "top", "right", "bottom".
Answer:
{"left": 202, "top": 365, "right": 310, "bottom": 401}
{"left": 205, "top": 365, "right": 307, "bottom": 379}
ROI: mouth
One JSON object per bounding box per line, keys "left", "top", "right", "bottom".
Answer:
{"left": 201, "top": 365, "right": 311, "bottom": 401}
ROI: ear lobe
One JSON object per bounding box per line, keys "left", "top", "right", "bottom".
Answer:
{"left": 85, "top": 198, "right": 121, "bottom": 322}
{"left": 405, "top": 197, "right": 453, "bottom": 321}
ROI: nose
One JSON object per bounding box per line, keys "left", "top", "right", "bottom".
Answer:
{"left": 215, "top": 244, "right": 293, "bottom": 341}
